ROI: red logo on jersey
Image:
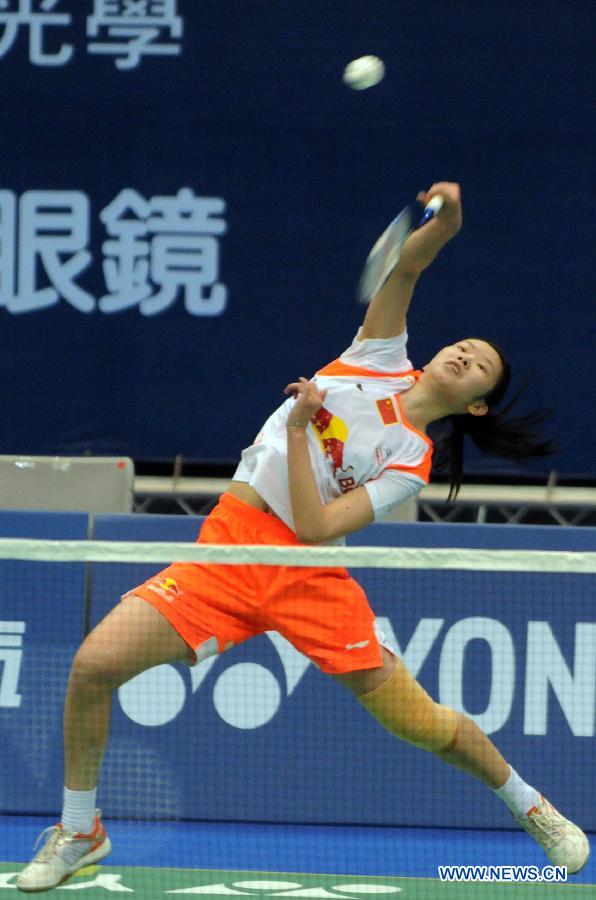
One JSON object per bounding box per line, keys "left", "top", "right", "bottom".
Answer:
{"left": 376, "top": 396, "right": 400, "bottom": 426}
{"left": 337, "top": 472, "right": 356, "bottom": 492}
{"left": 311, "top": 406, "right": 350, "bottom": 480}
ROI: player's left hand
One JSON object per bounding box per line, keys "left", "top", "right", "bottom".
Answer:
{"left": 284, "top": 377, "right": 327, "bottom": 425}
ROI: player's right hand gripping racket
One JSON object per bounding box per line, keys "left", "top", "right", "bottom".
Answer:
{"left": 357, "top": 194, "right": 444, "bottom": 303}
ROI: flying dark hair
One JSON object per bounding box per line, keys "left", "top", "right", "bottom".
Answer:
{"left": 430, "top": 339, "right": 556, "bottom": 501}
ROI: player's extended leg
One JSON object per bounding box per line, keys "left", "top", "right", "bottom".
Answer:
{"left": 64, "top": 595, "right": 190, "bottom": 791}
{"left": 16, "top": 595, "right": 191, "bottom": 894}
{"left": 334, "top": 648, "right": 589, "bottom": 874}
{"left": 335, "top": 647, "right": 508, "bottom": 785}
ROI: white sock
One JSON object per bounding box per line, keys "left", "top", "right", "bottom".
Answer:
{"left": 61, "top": 787, "right": 97, "bottom": 834}
{"left": 492, "top": 765, "right": 541, "bottom": 817}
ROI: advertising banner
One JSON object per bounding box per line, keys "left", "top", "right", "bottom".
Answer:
{"left": 0, "top": 2, "right": 593, "bottom": 476}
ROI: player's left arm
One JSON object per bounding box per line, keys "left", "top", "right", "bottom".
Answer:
{"left": 284, "top": 379, "right": 374, "bottom": 543}
{"left": 360, "top": 181, "right": 463, "bottom": 340}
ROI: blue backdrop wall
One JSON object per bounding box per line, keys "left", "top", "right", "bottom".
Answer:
{"left": 0, "top": 2, "right": 593, "bottom": 477}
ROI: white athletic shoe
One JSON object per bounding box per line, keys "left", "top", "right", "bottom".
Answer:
{"left": 16, "top": 809, "right": 111, "bottom": 893}
{"left": 516, "top": 795, "right": 590, "bottom": 874}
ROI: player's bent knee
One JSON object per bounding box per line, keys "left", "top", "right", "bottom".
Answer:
{"left": 69, "top": 642, "right": 123, "bottom": 693}
{"left": 357, "top": 657, "right": 458, "bottom": 753}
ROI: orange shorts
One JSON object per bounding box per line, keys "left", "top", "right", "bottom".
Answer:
{"left": 124, "top": 492, "right": 384, "bottom": 675}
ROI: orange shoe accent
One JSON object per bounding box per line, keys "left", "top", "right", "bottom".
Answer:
{"left": 65, "top": 815, "right": 106, "bottom": 852}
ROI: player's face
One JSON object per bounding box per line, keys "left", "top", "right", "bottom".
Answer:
{"left": 423, "top": 339, "right": 503, "bottom": 413}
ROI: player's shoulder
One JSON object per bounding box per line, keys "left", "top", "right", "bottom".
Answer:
{"left": 316, "top": 326, "right": 412, "bottom": 379}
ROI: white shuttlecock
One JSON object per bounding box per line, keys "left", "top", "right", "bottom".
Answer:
{"left": 343, "top": 55, "right": 385, "bottom": 90}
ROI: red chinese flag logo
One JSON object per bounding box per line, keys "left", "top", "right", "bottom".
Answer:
{"left": 376, "top": 397, "right": 399, "bottom": 426}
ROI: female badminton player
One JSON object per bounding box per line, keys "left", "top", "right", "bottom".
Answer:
{"left": 16, "top": 182, "right": 589, "bottom": 892}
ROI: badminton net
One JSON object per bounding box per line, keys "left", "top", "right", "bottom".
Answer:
{"left": 0, "top": 538, "right": 593, "bottom": 886}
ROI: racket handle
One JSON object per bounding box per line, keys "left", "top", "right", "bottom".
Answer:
{"left": 418, "top": 194, "right": 444, "bottom": 227}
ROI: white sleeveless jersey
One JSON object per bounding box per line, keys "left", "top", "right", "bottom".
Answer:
{"left": 233, "top": 328, "right": 433, "bottom": 541}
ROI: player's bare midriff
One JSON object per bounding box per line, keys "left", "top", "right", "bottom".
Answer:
{"left": 227, "top": 481, "right": 274, "bottom": 515}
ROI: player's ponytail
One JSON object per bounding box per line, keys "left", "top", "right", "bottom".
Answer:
{"left": 431, "top": 341, "right": 556, "bottom": 501}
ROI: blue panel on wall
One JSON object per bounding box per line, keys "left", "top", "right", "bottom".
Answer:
{"left": 349, "top": 521, "right": 596, "bottom": 551}
{"left": 0, "top": 514, "right": 88, "bottom": 814}
{"left": 0, "top": 510, "right": 89, "bottom": 539}
{"left": 93, "top": 513, "right": 200, "bottom": 543}
{"left": 0, "top": 512, "right": 593, "bottom": 830}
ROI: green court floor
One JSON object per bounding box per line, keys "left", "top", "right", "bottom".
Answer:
{"left": 1, "top": 864, "right": 593, "bottom": 897}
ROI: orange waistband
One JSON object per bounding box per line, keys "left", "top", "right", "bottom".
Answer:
{"left": 213, "top": 492, "right": 298, "bottom": 544}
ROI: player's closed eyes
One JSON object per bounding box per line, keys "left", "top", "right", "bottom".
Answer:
{"left": 457, "top": 344, "right": 487, "bottom": 373}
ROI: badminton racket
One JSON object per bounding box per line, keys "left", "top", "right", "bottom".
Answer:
{"left": 357, "top": 195, "right": 444, "bottom": 303}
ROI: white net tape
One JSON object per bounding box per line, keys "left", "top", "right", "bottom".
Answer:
{"left": 0, "top": 539, "right": 595, "bottom": 573}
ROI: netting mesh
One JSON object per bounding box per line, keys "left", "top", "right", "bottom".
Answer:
{"left": 0, "top": 540, "right": 593, "bottom": 894}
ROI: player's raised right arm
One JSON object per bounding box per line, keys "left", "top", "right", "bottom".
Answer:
{"left": 360, "top": 182, "right": 462, "bottom": 340}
